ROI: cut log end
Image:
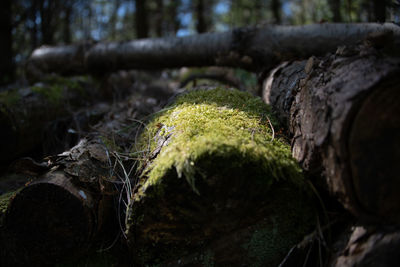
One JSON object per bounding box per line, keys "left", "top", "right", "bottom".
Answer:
{"left": 5, "top": 171, "right": 94, "bottom": 264}
{"left": 349, "top": 77, "right": 400, "bottom": 222}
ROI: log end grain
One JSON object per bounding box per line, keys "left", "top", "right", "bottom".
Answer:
{"left": 5, "top": 171, "right": 94, "bottom": 264}
{"left": 349, "top": 77, "right": 400, "bottom": 223}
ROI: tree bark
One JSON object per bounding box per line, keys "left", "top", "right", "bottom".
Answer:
{"left": 262, "top": 43, "right": 400, "bottom": 223}
{"left": 1, "top": 83, "right": 173, "bottom": 265}
{"left": 26, "top": 23, "right": 400, "bottom": 77}
{"left": 0, "top": 0, "right": 14, "bottom": 85}
{"left": 4, "top": 138, "right": 115, "bottom": 265}
{"left": 330, "top": 225, "right": 400, "bottom": 267}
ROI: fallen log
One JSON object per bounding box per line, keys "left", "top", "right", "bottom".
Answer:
{"left": 4, "top": 138, "right": 116, "bottom": 265}
{"left": 27, "top": 23, "right": 400, "bottom": 77}
{"left": 262, "top": 44, "right": 400, "bottom": 223}
{"left": 125, "top": 87, "right": 317, "bottom": 266}
{"left": 2, "top": 89, "right": 172, "bottom": 265}
{"left": 330, "top": 225, "right": 400, "bottom": 267}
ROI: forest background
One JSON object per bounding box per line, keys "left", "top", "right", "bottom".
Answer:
{"left": 1, "top": 0, "right": 399, "bottom": 85}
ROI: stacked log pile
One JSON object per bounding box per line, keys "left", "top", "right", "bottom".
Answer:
{"left": 0, "top": 23, "right": 399, "bottom": 266}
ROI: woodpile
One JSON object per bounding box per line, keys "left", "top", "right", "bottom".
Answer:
{"left": 1, "top": 23, "right": 399, "bottom": 266}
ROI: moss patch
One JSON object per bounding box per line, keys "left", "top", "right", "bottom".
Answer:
{"left": 137, "top": 87, "right": 303, "bottom": 196}
{"left": 0, "top": 191, "right": 17, "bottom": 226}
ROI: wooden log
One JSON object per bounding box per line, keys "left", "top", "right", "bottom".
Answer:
{"left": 330, "top": 225, "right": 400, "bottom": 266}
{"left": 2, "top": 88, "right": 173, "bottom": 265}
{"left": 262, "top": 43, "right": 400, "bottom": 223}
{"left": 125, "top": 87, "right": 316, "bottom": 266}
{"left": 4, "top": 138, "right": 115, "bottom": 265}
{"left": 27, "top": 23, "right": 400, "bottom": 77}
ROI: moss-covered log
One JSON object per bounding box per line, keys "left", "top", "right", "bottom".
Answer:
{"left": 126, "top": 88, "right": 316, "bottom": 266}
{"left": 262, "top": 43, "right": 400, "bottom": 223}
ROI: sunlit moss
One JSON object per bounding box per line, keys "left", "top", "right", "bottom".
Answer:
{"left": 136, "top": 87, "right": 304, "bottom": 197}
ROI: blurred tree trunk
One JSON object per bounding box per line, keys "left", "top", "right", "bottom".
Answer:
{"left": 63, "top": 1, "right": 72, "bottom": 44}
{"left": 39, "top": 0, "right": 59, "bottom": 45}
{"left": 155, "top": 0, "right": 164, "bottom": 37}
{"left": 167, "top": 0, "right": 181, "bottom": 35}
{"left": 110, "top": 0, "right": 121, "bottom": 40}
{"left": 373, "top": 0, "right": 387, "bottom": 22}
{"left": 0, "top": 0, "right": 14, "bottom": 85}
{"left": 271, "top": 0, "right": 282, "bottom": 24}
{"left": 195, "top": 0, "right": 206, "bottom": 33}
{"left": 135, "top": 0, "right": 149, "bottom": 39}
{"left": 30, "top": 0, "right": 39, "bottom": 50}
{"left": 329, "top": 0, "right": 342, "bottom": 22}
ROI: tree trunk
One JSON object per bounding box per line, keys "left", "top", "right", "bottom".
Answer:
{"left": 155, "top": 0, "right": 164, "bottom": 37}
{"left": 125, "top": 87, "right": 316, "bottom": 266}
{"left": 26, "top": 23, "right": 400, "bottom": 77}
{"left": 271, "top": 0, "right": 282, "bottom": 24}
{"left": 135, "top": 0, "right": 149, "bottom": 39}
{"left": 195, "top": 0, "right": 207, "bottom": 33}
{"left": 63, "top": 1, "right": 72, "bottom": 44}
{"left": 39, "top": 0, "right": 58, "bottom": 45}
{"left": 262, "top": 43, "right": 400, "bottom": 223}
{"left": 0, "top": 0, "right": 14, "bottom": 85}
{"left": 373, "top": 0, "right": 386, "bottom": 22}
{"left": 329, "top": 0, "right": 342, "bottom": 22}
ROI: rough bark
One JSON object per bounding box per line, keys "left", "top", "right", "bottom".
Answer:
{"left": 27, "top": 23, "right": 400, "bottom": 77}
{"left": 262, "top": 42, "right": 400, "bottom": 223}
{"left": 125, "top": 88, "right": 316, "bottom": 266}
{"left": 4, "top": 138, "right": 115, "bottom": 265}
{"left": 330, "top": 225, "right": 400, "bottom": 266}
{"left": 1, "top": 82, "right": 174, "bottom": 265}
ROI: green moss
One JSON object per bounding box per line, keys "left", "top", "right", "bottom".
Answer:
{"left": 0, "top": 191, "right": 17, "bottom": 226}
{"left": 32, "top": 84, "right": 64, "bottom": 104}
{"left": 137, "top": 88, "right": 303, "bottom": 197}
{"left": 241, "top": 186, "right": 315, "bottom": 266}
{"left": 0, "top": 90, "right": 20, "bottom": 108}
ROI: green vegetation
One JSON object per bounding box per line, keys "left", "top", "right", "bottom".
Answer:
{"left": 136, "top": 87, "right": 304, "bottom": 197}
{"left": 127, "top": 87, "right": 316, "bottom": 265}
{"left": 0, "top": 191, "right": 16, "bottom": 226}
